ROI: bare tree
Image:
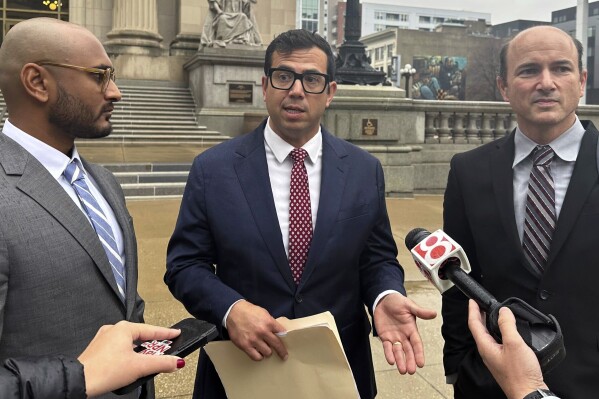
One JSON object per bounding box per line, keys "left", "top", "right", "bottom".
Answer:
{"left": 465, "top": 38, "right": 504, "bottom": 101}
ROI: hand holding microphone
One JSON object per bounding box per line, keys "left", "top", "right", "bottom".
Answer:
{"left": 405, "top": 228, "right": 566, "bottom": 373}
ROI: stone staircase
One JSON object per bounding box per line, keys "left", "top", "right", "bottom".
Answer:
{"left": 84, "top": 80, "right": 230, "bottom": 146}
{"left": 0, "top": 81, "right": 231, "bottom": 199}
{"left": 103, "top": 163, "right": 191, "bottom": 199}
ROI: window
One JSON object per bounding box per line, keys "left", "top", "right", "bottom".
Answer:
{"left": 374, "top": 24, "right": 385, "bottom": 32}
{"left": 419, "top": 16, "right": 430, "bottom": 23}
{"left": 433, "top": 17, "right": 444, "bottom": 24}
{"left": 589, "top": 46, "right": 595, "bottom": 56}
{"left": 387, "top": 44, "right": 394, "bottom": 58}
{"left": 589, "top": 26, "right": 596, "bottom": 38}
{"left": 387, "top": 13, "right": 400, "bottom": 21}
{"left": 301, "top": 0, "right": 319, "bottom": 31}
{"left": 375, "top": 11, "right": 384, "bottom": 20}
{"left": 1, "top": 0, "right": 69, "bottom": 45}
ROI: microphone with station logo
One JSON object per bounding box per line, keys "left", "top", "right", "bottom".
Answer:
{"left": 405, "top": 227, "right": 566, "bottom": 374}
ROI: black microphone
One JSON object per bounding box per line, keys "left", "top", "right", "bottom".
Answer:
{"left": 405, "top": 228, "right": 565, "bottom": 373}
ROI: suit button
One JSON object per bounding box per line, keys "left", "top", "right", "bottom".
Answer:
{"left": 295, "top": 294, "right": 303, "bottom": 303}
{"left": 539, "top": 290, "right": 551, "bottom": 300}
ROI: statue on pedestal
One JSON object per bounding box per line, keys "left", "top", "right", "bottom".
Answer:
{"left": 201, "top": 0, "right": 262, "bottom": 47}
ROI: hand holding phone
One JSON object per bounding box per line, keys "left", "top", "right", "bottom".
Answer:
{"left": 113, "top": 318, "right": 218, "bottom": 395}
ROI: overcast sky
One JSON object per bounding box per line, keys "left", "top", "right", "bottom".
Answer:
{"left": 404, "top": 0, "right": 582, "bottom": 25}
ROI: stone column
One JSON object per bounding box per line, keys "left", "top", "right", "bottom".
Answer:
{"left": 170, "top": 0, "right": 203, "bottom": 55}
{"left": 104, "top": 0, "right": 164, "bottom": 56}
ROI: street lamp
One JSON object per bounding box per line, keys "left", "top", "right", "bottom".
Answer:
{"left": 400, "top": 64, "right": 417, "bottom": 97}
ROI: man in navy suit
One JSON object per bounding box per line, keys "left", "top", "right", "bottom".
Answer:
{"left": 165, "top": 29, "right": 436, "bottom": 399}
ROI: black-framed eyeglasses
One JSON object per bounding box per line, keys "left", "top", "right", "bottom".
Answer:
{"left": 268, "top": 68, "right": 330, "bottom": 94}
{"left": 35, "top": 61, "right": 116, "bottom": 93}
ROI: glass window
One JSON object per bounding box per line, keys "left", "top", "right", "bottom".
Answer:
{"left": 589, "top": 26, "right": 596, "bottom": 38}
{"left": 2, "top": 0, "right": 69, "bottom": 46}
{"left": 387, "top": 44, "right": 394, "bottom": 58}
{"left": 419, "top": 16, "right": 430, "bottom": 23}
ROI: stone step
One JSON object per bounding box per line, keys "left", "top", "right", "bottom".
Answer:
{"left": 114, "top": 104, "right": 195, "bottom": 111}
{"left": 81, "top": 134, "right": 228, "bottom": 142}
{"left": 114, "top": 171, "right": 189, "bottom": 184}
{"left": 112, "top": 120, "right": 199, "bottom": 127}
{"left": 120, "top": 95, "right": 195, "bottom": 103}
{"left": 111, "top": 114, "right": 200, "bottom": 121}
{"left": 110, "top": 130, "right": 222, "bottom": 136}
{"left": 102, "top": 163, "right": 191, "bottom": 173}
{"left": 121, "top": 182, "right": 186, "bottom": 198}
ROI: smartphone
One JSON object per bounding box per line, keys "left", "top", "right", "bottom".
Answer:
{"left": 113, "top": 318, "right": 218, "bottom": 395}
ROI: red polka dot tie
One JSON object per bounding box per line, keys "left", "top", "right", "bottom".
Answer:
{"left": 288, "top": 148, "right": 313, "bottom": 285}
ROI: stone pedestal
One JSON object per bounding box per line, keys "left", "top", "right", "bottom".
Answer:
{"left": 323, "top": 85, "right": 420, "bottom": 196}
{"left": 185, "top": 46, "right": 266, "bottom": 136}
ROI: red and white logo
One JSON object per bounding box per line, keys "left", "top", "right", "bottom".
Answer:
{"left": 139, "top": 340, "right": 173, "bottom": 356}
{"left": 413, "top": 232, "right": 456, "bottom": 266}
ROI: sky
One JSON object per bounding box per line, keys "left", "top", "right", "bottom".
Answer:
{"left": 397, "top": 0, "right": 583, "bottom": 25}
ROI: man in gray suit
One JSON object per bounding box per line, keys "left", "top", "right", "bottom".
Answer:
{"left": 0, "top": 18, "right": 149, "bottom": 398}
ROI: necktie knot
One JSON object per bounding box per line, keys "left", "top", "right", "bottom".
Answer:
{"left": 63, "top": 160, "right": 83, "bottom": 184}
{"left": 291, "top": 148, "right": 308, "bottom": 164}
{"left": 532, "top": 145, "right": 555, "bottom": 167}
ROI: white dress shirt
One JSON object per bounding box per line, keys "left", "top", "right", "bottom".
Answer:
{"left": 512, "top": 117, "right": 585, "bottom": 242}
{"left": 2, "top": 119, "right": 126, "bottom": 268}
{"left": 264, "top": 118, "right": 322, "bottom": 256}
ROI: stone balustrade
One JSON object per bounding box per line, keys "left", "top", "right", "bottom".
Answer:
{"left": 324, "top": 91, "right": 599, "bottom": 196}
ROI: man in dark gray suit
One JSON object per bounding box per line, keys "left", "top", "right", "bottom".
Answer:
{"left": 0, "top": 18, "right": 149, "bottom": 398}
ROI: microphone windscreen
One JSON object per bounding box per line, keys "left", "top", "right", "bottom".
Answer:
{"left": 405, "top": 227, "right": 431, "bottom": 250}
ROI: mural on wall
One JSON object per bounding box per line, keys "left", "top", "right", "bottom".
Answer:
{"left": 411, "top": 55, "right": 467, "bottom": 100}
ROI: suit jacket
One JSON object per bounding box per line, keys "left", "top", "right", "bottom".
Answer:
{"left": 442, "top": 120, "right": 599, "bottom": 399}
{"left": 0, "top": 134, "right": 149, "bottom": 399}
{"left": 165, "top": 121, "right": 406, "bottom": 399}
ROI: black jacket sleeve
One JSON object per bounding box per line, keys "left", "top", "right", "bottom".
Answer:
{"left": 0, "top": 356, "right": 86, "bottom": 399}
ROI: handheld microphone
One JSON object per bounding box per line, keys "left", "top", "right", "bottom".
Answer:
{"left": 405, "top": 228, "right": 566, "bottom": 374}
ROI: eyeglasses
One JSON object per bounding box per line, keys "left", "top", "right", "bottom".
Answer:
{"left": 268, "top": 68, "right": 330, "bottom": 94}
{"left": 35, "top": 61, "right": 116, "bottom": 93}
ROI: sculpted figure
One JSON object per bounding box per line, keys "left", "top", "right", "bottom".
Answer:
{"left": 201, "top": 0, "right": 262, "bottom": 47}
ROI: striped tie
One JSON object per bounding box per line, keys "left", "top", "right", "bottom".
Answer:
{"left": 522, "top": 145, "right": 556, "bottom": 277}
{"left": 64, "top": 160, "right": 126, "bottom": 302}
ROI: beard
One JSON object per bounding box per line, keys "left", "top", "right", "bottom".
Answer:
{"left": 49, "top": 85, "right": 113, "bottom": 139}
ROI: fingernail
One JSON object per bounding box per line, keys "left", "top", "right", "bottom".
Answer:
{"left": 177, "top": 359, "right": 185, "bottom": 369}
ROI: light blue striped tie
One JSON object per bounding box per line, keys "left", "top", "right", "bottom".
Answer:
{"left": 64, "top": 160, "right": 126, "bottom": 303}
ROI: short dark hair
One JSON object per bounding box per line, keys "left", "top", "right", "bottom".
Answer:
{"left": 498, "top": 28, "right": 584, "bottom": 83}
{"left": 264, "top": 29, "right": 335, "bottom": 81}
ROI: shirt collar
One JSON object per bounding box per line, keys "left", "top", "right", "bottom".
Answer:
{"left": 512, "top": 116, "right": 585, "bottom": 167}
{"left": 263, "top": 117, "right": 322, "bottom": 164}
{"left": 2, "top": 119, "right": 83, "bottom": 179}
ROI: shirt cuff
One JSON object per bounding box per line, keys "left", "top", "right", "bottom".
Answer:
{"left": 222, "top": 299, "right": 245, "bottom": 328}
{"left": 372, "top": 290, "right": 401, "bottom": 314}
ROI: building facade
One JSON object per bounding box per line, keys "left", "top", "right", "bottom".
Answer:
{"left": 552, "top": 1, "right": 599, "bottom": 103}
{"left": 360, "top": 1, "right": 490, "bottom": 36}
{"left": 491, "top": 19, "right": 550, "bottom": 39}
{"left": 361, "top": 24, "right": 502, "bottom": 101}
{"left": 0, "top": 0, "right": 297, "bottom": 81}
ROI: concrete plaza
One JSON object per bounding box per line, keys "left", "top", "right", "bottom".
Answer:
{"left": 130, "top": 195, "right": 453, "bottom": 399}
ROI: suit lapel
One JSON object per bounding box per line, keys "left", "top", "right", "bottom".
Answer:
{"left": 490, "top": 132, "right": 523, "bottom": 257}
{"left": 84, "top": 161, "right": 132, "bottom": 312}
{"left": 234, "top": 124, "right": 295, "bottom": 290}
{"left": 300, "top": 129, "right": 348, "bottom": 287}
{"left": 547, "top": 124, "right": 599, "bottom": 267}
{"left": 0, "top": 135, "right": 125, "bottom": 308}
